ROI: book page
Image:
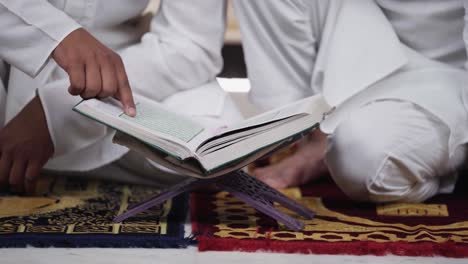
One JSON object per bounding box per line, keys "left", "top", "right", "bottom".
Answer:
{"left": 198, "top": 94, "right": 331, "bottom": 172}
{"left": 81, "top": 97, "right": 205, "bottom": 144}
{"left": 120, "top": 103, "right": 204, "bottom": 143}
{"left": 215, "top": 95, "right": 318, "bottom": 136}
{"left": 196, "top": 95, "right": 324, "bottom": 151}
{"left": 74, "top": 96, "right": 210, "bottom": 159}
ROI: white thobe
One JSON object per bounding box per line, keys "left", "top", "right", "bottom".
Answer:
{"left": 0, "top": 0, "right": 233, "bottom": 172}
{"left": 234, "top": 0, "right": 468, "bottom": 202}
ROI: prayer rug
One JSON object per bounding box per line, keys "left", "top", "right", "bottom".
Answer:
{"left": 191, "top": 176, "right": 468, "bottom": 257}
{"left": 0, "top": 176, "right": 189, "bottom": 248}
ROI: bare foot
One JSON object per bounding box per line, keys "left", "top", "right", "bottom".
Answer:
{"left": 253, "top": 129, "right": 328, "bottom": 189}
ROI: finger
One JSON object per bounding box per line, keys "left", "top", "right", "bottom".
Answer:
{"left": 68, "top": 64, "right": 86, "bottom": 96}
{"left": 0, "top": 151, "right": 12, "bottom": 189}
{"left": 9, "top": 158, "right": 27, "bottom": 193}
{"left": 114, "top": 58, "right": 136, "bottom": 117}
{"left": 24, "top": 161, "right": 42, "bottom": 195}
{"left": 81, "top": 57, "right": 102, "bottom": 99}
{"left": 98, "top": 55, "right": 118, "bottom": 99}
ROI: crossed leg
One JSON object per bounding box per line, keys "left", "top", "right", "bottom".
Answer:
{"left": 254, "top": 99, "right": 466, "bottom": 203}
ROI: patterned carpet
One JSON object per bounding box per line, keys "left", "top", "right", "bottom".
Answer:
{"left": 191, "top": 175, "right": 468, "bottom": 257}
{"left": 0, "top": 176, "right": 189, "bottom": 248}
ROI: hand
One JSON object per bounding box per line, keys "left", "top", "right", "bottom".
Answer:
{"left": 0, "top": 96, "right": 54, "bottom": 194}
{"left": 52, "top": 28, "right": 136, "bottom": 117}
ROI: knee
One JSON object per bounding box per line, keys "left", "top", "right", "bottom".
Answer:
{"left": 325, "top": 107, "right": 445, "bottom": 203}
{"left": 325, "top": 115, "right": 387, "bottom": 202}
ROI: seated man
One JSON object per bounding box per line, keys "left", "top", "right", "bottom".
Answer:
{"left": 234, "top": 0, "right": 468, "bottom": 203}
{"left": 0, "top": 0, "right": 242, "bottom": 193}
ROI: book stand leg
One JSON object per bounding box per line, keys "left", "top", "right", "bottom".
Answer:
{"left": 114, "top": 170, "right": 316, "bottom": 231}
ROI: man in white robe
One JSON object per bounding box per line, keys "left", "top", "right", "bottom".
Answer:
{"left": 234, "top": 0, "right": 468, "bottom": 203}
{"left": 0, "top": 0, "right": 242, "bottom": 193}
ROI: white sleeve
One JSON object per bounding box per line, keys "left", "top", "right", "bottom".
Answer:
{"left": 0, "top": 0, "right": 81, "bottom": 77}
{"left": 37, "top": 76, "right": 110, "bottom": 158}
{"left": 119, "top": 0, "right": 227, "bottom": 102}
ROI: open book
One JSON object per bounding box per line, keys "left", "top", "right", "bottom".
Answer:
{"left": 73, "top": 94, "right": 331, "bottom": 178}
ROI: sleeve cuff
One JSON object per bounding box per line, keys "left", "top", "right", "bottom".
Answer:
{"left": 29, "top": 24, "right": 81, "bottom": 77}
{"left": 0, "top": 1, "right": 82, "bottom": 76}
{"left": 37, "top": 77, "right": 108, "bottom": 157}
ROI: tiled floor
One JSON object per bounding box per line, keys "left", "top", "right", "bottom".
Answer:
{"left": 2, "top": 219, "right": 466, "bottom": 263}
{"left": 2, "top": 247, "right": 467, "bottom": 264}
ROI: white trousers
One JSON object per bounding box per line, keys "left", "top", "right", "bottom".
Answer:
{"left": 45, "top": 150, "right": 189, "bottom": 188}
{"left": 326, "top": 99, "right": 465, "bottom": 203}
{"left": 235, "top": 0, "right": 468, "bottom": 203}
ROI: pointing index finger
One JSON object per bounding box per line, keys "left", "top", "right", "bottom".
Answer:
{"left": 114, "top": 58, "right": 136, "bottom": 117}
